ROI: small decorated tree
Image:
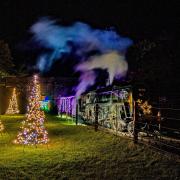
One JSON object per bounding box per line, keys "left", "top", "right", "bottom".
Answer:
{"left": 14, "top": 75, "right": 49, "bottom": 145}
{"left": 6, "top": 88, "right": 19, "bottom": 114}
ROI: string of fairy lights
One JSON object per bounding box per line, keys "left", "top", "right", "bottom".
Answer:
{"left": 137, "top": 99, "right": 152, "bottom": 115}
{"left": 6, "top": 88, "right": 19, "bottom": 114}
{"left": 14, "top": 75, "right": 49, "bottom": 145}
{"left": 0, "top": 88, "right": 19, "bottom": 133}
{"left": 58, "top": 96, "right": 76, "bottom": 116}
{"left": 1, "top": 74, "right": 153, "bottom": 145}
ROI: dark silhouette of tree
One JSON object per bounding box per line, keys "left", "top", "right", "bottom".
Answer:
{"left": 16, "top": 63, "right": 29, "bottom": 77}
{"left": 0, "top": 40, "right": 15, "bottom": 76}
{"left": 128, "top": 39, "right": 175, "bottom": 98}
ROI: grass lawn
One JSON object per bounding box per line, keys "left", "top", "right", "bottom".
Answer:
{"left": 0, "top": 114, "right": 179, "bottom": 179}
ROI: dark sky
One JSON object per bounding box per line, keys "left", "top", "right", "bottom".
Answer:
{"left": 0, "top": 0, "right": 180, "bottom": 68}
{"left": 0, "top": 1, "right": 179, "bottom": 42}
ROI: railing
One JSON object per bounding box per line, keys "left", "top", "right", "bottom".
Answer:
{"left": 134, "top": 105, "right": 180, "bottom": 157}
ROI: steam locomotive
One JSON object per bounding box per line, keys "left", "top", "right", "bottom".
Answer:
{"left": 77, "top": 85, "right": 134, "bottom": 135}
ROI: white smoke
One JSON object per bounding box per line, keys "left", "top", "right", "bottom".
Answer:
{"left": 30, "top": 18, "right": 132, "bottom": 96}
{"left": 76, "top": 51, "right": 128, "bottom": 94}
{"left": 75, "top": 71, "right": 96, "bottom": 97}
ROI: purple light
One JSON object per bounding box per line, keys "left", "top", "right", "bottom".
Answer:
{"left": 57, "top": 96, "right": 76, "bottom": 116}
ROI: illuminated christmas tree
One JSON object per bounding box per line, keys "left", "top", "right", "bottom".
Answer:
{"left": 0, "top": 120, "right": 4, "bottom": 132}
{"left": 6, "top": 88, "right": 19, "bottom": 114}
{"left": 14, "top": 75, "right": 49, "bottom": 145}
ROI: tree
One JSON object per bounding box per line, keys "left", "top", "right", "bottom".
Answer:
{"left": 128, "top": 38, "right": 174, "bottom": 99}
{"left": 6, "top": 88, "right": 19, "bottom": 114}
{"left": 0, "top": 40, "right": 15, "bottom": 76}
{"left": 14, "top": 75, "right": 49, "bottom": 145}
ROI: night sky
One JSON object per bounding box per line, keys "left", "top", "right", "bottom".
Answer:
{"left": 0, "top": 1, "right": 179, "bottom": 40}
{"left": 0, "top": 0, "right": 180, "bottom": 77}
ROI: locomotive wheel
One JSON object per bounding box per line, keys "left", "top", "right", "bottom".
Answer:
{"left": 111, "top": 120, "right": 124, "bottom": 131}
{"left": 98, "top": 119, "right": 105, "bottom": 126}
{"left": 127, "top": 121, "right": 134, "bottom": 136}
{"left": 110, "top": 118, "right": 116, "bottom": 130}
{"left": 117, "top": 122, "right": 124, "bottom": 131}
{"left": 105, "top": 121, "right": 111, "bottom": 128}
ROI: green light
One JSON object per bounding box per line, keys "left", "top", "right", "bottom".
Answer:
{"left": 40, "top": 100, "right": 51, "bottom": 112}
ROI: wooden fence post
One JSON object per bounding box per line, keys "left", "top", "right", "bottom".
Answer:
{"left": 133, "top": 101, "right": 138, "bottom": 143}
{"left": 75, "top": 103, "right": 78, "bottom": 125}
{"left": 95, "top": 103, "right": 99, "bottom": 131}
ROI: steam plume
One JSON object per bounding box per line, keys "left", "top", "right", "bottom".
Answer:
{"left": 30, "top": 17, "right": 132, "bottom": 96}
{"left": 76, "top": 51, "right": 128, "bottom": 83}
{"left": 75, "top": 71, "right": 96, "bottom": 97}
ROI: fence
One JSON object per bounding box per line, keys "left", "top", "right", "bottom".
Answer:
{"left": 82, "top": 99, "right": 180, "bottom": 157}
{"left": 133, "top": 103, "right": 180, "bottom": 157}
